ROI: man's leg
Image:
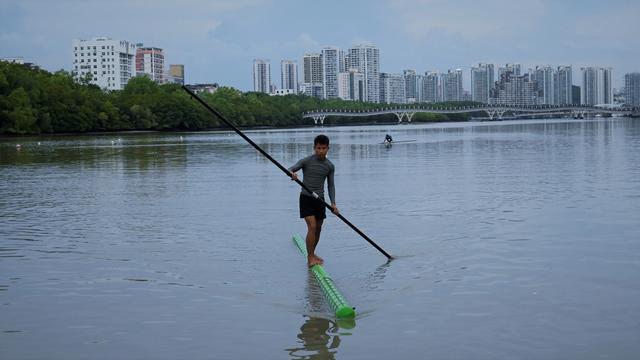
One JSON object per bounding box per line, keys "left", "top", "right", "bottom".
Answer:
{"left": 314, "top": 217, "right": 324, "bottom": 262}
{"left": 304, "top": 215, "right": 323, "bottom": 266}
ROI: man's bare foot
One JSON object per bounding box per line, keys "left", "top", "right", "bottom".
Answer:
{"left": 308, "top": 255, "right": 324, "bottom": 267}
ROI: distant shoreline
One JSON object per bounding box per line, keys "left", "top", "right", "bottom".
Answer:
{"left": 3, "top": 116, "right": 633, "bottom": 140}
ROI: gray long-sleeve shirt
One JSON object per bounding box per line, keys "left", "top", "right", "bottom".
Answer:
{"left": 288, "top": 155, "right": 336, "bottom": 203}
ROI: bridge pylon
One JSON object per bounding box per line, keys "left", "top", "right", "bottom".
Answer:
{"left": 406, "top": 112, "right": 415, "bottom": 122}
{"left": 312, "top": 116, "right": 326, "bottom": 125}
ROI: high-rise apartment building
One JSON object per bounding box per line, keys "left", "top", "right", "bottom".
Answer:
{"left": 423, "top": 71, "right": 440, "bottom": 103}
{"left": 471, "top": 63, "right": 494, "bottom": 104}
{"left": 581, "top": 67, "right": 612, "bottom": 105}
{"left": 490, "top": 72, "right": 536, "bottom": 106}
{"left": 339, "top": 51, "right": 349, "bottom": 73}
{"left": 403, "top": 70, "right": 417, "bottom": 103}
{"left": 531, "top": 65, "right": 555, "bottom": 104}
{"left": 72, "top": 37, "right": 136, "bottom": 90}
{"left": 280, "top": 60, "right": 298, "bottom": 93}
{"left": 348, "top": 45, "right": 380, "bottom": 103}
{"left": 441, "top": 69, "right": 463, "bottom": 102}
{"left": 322, "top": 48, "right": 340, "bottom": 99}
{"left": 380, "top": 73, "right": 406, "bottom": 104}
{"left": 338, "top": 69, "right": 365, "bottom": 101}
{"left": 135, "top": 46, "right": 165, "bottom": 84}
{"left": 302, "top": 53, "right": 323, "bottom": 98}
{"left": 624, "top": 72, "right": 640, "bottom": 106}
{"left": 303, "top": 53, "right": 322, "bottom": 83}
{"left": 415, "top": 74, "right": 425, "bottom": 103}
{"left": 554, "top": 66, "right": 572, "bottom": 105}
{"left": 499, "top": 63, "right": 521, "bottom": 78}
{"left": 253, "top": 59, "right": 271, "bottom": 93}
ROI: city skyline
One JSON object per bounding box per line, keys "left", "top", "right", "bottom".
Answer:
{"left": 1, "top": 0, "right": 638, "bottom": 90}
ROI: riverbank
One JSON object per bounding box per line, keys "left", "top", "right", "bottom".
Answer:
{"left": 1, "top": 62, "right": 475, "bottom": 136}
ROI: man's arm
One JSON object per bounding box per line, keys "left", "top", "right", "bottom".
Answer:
{"left": 288, "top": 157, "right": 306, "bottom": 180}
{"left": 327, "top": 165, "right": 338, "bottom": 214}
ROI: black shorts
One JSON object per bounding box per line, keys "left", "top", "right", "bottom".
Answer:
{"left": 299, "top": 194, "right": 326, "bottom": 219}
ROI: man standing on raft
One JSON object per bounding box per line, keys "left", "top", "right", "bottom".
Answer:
{"left": 289, "top": 135, "right": 339, "bottom": 267}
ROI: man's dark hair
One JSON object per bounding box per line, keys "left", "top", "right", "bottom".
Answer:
{"left": 314, "top": 134, "right": 330, "bottom": 146}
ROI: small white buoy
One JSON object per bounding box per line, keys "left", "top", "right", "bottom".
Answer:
{"left": 37, "top": 142, "right": 41, "bottom": 146}
{"left": 16, "top": 144, "right": 21, "bottom": 149}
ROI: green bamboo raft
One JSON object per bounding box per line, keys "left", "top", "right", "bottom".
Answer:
{"left": 292, "top": 234, "right": 356, "bottom": 319}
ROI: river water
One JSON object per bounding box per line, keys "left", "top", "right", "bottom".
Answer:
{"left": 1, "top": 118, "right": 639, "bottom": 359}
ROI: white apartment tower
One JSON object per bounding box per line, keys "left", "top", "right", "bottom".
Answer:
{"left": 490, "top": 73, "right": 537, "bottom": 106}
{"left": 471, "top": 63, "right": 494, "bottom": 104}
{"left": 554, "top": 66, "right": 572, "bottom": 105}
{"left": 280, "top": 60, "right": 298, "bottom": 93}
{"left": 380, "top": 73, "right": 406, "bottom": 104}
{"left": 348, "top": 45, "right": 380, "bottom": 103}
{"left": 581, "top": 67, "right": 613, "bottom": 105}
{"left": 415, "top": 74, "right": 425, "bottom": 102}
{"left": 339, "top": 51, "right": 349, "bottom": 73}
{"left": 531, "top": 65, "right": 555, "bottom": 104}
{"left": 499, "top": 63, "right": 521, "bottom": 78}
{"left": 322, "top": 47, "right": 340, "bottom": 99}
{"left": 403, "top": 70, "right": 417, "bottom": 103}
{"left": 72, "top": 37, "right": 137, "bottom": 90}
{"left": 423, "top": 71, "right": 440, "bottom": 103}
{"left": 338, "top": 69, "right": 365, "bottom": 101}
{"left": 441, "top": 69, "right": 463, "bottom": 102}
{"left": 253, "top": 59, "right": 271, "bottom": 94}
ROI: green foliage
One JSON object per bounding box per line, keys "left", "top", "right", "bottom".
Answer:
{"left": 0, "top": 61, "right": 469, "bottom": 135}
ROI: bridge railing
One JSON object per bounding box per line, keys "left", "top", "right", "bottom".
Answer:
{"left": 303, "top": 104, "right": 638, "bottom": 116}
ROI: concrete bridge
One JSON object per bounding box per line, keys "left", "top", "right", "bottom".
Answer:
{"left": 302, "top": 104, "right": 639, "bottom": 124}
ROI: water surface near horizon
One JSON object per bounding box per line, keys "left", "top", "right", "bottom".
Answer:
{"left": 1, "top": 118, "right": 640, "bottom": 359}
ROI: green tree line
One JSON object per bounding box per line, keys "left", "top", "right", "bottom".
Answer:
{"left": 1, "top": 61, "right": 475, "bottom": 135}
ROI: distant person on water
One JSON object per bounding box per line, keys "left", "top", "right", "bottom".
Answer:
{"left": 384, "top": 134, "right": 393, "bottom": 145}
{"left": 289, "top": 135, "right": 339, "bottom": 267}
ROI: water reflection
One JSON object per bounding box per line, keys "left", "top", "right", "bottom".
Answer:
{"left": 286, "top": 316, "right": 351, "bottom": 360}
{"left": 285, "top": 271, "right": 355, "bottom": 359}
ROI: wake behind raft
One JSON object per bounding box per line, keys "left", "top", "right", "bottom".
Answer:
{"left": 292, "top": 234, "right": 356, "bottom": 319}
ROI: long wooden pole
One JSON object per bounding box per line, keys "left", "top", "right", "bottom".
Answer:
{"left": 183, "top": 86, "right": 393, "bottom": 260}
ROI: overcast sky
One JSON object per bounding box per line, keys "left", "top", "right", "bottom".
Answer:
{"left": 1, "top": 0, "right": 638, "bottom": 90}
